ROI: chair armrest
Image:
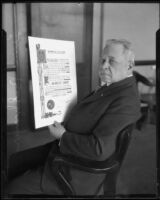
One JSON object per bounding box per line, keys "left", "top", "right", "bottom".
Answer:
{"left": 52, "top": 155, "right": 119, "bottom": 195}
{"left": 54, "top": 154, "right": 119, "bottom": 174}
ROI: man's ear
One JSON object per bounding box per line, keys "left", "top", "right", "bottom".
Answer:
{"left": 128, "top": 60, "right": 134, "bottom": 69}
{"left": 127, "top": 62, "right": 132, "bottom": 70}
{"left": 128, "top": 65, "right": 132, "bottom": 70}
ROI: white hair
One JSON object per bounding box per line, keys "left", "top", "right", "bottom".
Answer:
{"left": 104, "top": 39, "right": 135, "bottom": 66}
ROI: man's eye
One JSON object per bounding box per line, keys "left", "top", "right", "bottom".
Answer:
{"left": 102, "top": 59, "right": 106, "bottom": 64}
{"left": 109, "top": 60, "right": 115, "bottom": 64}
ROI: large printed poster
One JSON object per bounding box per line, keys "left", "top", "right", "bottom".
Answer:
{"left": 28, "top": 37, "right": 77, "bottom": 129}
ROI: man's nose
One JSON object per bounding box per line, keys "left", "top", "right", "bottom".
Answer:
{"left": 103, "top": 61, "right": 110, "bottom": 69}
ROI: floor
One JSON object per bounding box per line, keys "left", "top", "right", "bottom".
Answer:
{"left": 116, "top": 123, "right": 157, "bottom": 196}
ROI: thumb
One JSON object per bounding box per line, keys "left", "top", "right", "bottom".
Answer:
{"left": 54, "top": 121, "right": 61, "bottom": 127}
{"left": 48, "top": 124, "right": 54, "bottom": 131}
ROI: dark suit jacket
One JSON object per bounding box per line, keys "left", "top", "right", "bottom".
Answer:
{"left": 41, "top": 76, "right": 141, "bottom": 195}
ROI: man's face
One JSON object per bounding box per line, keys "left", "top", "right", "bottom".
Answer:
{"left": 98, "top": 44, "right": 130, "bottom": 86}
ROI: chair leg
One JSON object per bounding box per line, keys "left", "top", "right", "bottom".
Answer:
{"left": 103, "top": 169, "right": 119, "bottom": 197}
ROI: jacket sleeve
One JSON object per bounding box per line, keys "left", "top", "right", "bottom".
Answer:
{"left": 59, "top": 104, "right": 140, "bottom": 161}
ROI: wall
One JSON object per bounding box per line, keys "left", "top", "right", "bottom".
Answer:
{"left": 102, "top": 3, "right": 159, "bottom": 60}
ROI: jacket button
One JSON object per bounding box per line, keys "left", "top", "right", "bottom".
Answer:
{"left": 101, "top": 93, "right": 103, "bottom": 96}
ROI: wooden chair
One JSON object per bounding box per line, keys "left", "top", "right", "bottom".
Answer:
{"left": 8, "top": 124, "right": 134, "bottom": 197}
{"left": 51, "top": 123, "right": 135, "bottom": 196}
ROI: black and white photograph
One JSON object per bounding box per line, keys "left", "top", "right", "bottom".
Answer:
{"left": 1, "top": 2, "right": 159, "bottom": 198}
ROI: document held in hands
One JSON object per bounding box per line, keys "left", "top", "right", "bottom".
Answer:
{"left": 28, "top": 37, "right": 77, "bottom": 129}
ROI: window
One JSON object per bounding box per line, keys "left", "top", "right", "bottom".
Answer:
{"left": 3, "top": 4, "right": 18, "bottom": 130}
{"left": 4, "top": 3, "right": 93, "bottom": 131}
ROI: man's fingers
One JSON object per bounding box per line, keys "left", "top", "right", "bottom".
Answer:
{"left": 48, "top": 125, "right": 52, "bottom": 129}
{"left": 48, "top": 124, "right": 56, "bottom": 132}
{"left": 54, "top": 121, "right": 61, "bottom": 127}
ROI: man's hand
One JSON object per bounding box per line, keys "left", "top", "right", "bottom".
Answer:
{"left": 48, "top": 121, "right": 66, "bottom": 139}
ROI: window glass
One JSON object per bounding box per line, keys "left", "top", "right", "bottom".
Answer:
{"left": 2, "top": 3, "right": 16, "bottom": 68}
{"left": 31, "top": 3, "right": 85, "bottom": 63}
{"left": 7, "top": 71, "right": 18, "bottom": 124}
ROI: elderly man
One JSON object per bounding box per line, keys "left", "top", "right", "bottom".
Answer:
{"left": 7, "top": 39, "right": 141, "bottom": 195}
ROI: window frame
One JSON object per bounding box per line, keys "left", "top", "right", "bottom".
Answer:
{"left": 7, "top": 3, "right": 94, "bottom": 132}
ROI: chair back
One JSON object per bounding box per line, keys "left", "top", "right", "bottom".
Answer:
{"left": 103, "top": 123, "right": 134, "bottom": 196}
{"left": 53, "top": 123, "right": 135, "bottom": 196}
{"left": 115, "top": 123, "right": 134, "bottom": 165}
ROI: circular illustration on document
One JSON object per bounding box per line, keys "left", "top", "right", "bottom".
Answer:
{"left": 47, "top": 100, "right": 55, "bottom": 110}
